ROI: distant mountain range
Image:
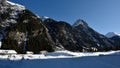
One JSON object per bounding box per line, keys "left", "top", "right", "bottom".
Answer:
{"left": 0, "top": 0, "right": 120, "bottom": 54}
{"left": 106, "top": 32, "right": 120, "bottom": 38}
{"left": 106, "top": 32, "right": 120, "bottom": 50}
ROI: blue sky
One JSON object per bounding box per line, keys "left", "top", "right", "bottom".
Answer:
{"left": 9, "top": 0, "right": 120, "bottom": 34}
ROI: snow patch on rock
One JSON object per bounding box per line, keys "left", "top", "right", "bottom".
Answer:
{"left": 7, "top": 1, "right": 25, "bottom": 10}
{"left": 40, "top": 16, "right": 50, "bottom": 21}
{"left": 73, "top": 19, "right": 88, "bottom": 27}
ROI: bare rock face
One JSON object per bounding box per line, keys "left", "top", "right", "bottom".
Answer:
{"left": 0, "top": 0, "right": 7, "bottom": 6}
{"left": 43, "top": 18, "right": 116, "bottom": 52}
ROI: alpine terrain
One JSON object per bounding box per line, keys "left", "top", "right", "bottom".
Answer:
{"left": 106, "top": 32, "right": 120, "bottom": 50}
{"left": 0, "top": 0, "right": 120, "bottom": 54}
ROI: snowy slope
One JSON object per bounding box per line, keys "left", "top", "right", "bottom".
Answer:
{"left": 0, "top": 51, "right": 120, "bottom": 68}
{"left": 106, "top": 32, "right": 120, "bottom": 38}
{"left": 7, "top": 1, "right": 25, "bottom": 10}
{"left": 0, "top": 50, "right": 120, "bottom": 60}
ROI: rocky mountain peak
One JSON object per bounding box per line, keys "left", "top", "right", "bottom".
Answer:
{"left": 0, "top": 0, "right": 120, "bottom": 54}
{"left": 40, "top": 16, "right": 50, "bottom": 21}
{"left": 72, "top": 19, "right": 88, "bottom": 27}
{"left": 106, "top": 32, "right": 120, "bottom": 38}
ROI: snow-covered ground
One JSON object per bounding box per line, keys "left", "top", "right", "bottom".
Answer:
{"left": 0, "top": 50, "right": 120, "bottom": 60}
{"left": 0, "top": 50, "right": 120, "bottom": 68}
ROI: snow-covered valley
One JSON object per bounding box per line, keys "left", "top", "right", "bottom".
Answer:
{"left": 0, "top": 50, "right": 120, "bottom": 60}
{"left": 0, "top": 0, "right": 120, "bottom": 68}
{"left": 0, "top": 50, "right": 120, "bottom": 68}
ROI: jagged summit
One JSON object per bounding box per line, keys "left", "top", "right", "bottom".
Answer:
{"left": 40, "top": 16, "right": 50, "bottom": 21}
{"left": 106, "top": 32, "right": 120, "bottom": 38}
{"left": 72, "top": 19, "right": 88, "bottom": 27}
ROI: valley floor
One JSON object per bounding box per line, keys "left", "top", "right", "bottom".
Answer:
{"left": 0, "top": 50, "right": 120, "bottom": 60}
{"left": 0, "top": 53, "right": 120, "bottom": 68}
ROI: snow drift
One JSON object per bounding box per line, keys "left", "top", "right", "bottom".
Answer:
{"left": 0, "top": 50, "right": 120, "bottom": 60}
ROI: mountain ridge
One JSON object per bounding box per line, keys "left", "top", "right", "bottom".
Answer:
{"left": 106, "top": 32, "right": 120, "bottom": 38}
{"left": 0, "top": 0, "right": 120, "bottom": 53}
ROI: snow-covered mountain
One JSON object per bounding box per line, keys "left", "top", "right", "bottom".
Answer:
{"left": 40, "top": 16, "right": 50, "bottom": 21}
{"left": 73, "top": 19, "right": 88, "bottom": 28}
{"left": 43, "top": 18, "right": 117, "bottom": 52}
{"left": 0, "top": 0, "right": 55, "bottom": 53}
{"left": 106, "top": 32, "right": 120, "bottom": 38}
{"left": 72, "top": 19, "right": 115, "bottom": 51}
{"left": 0, "top": 0, "right": 25, "bottom": 27}
{"left": 106, "top": 32, "right": 120, "bottom": 50}
{"left": 0, "top": 0, "right": 25, "bottom": 49}
{"left": 0, "top": 0, "right": 120, "bottom": 54}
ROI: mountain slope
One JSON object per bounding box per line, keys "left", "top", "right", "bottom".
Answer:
{"left": 0, "top": 0, "right": 119, "bottom": 53}
{"left": 43, "top": 18, "right": 83, "bottom": 51}
{"left": 106, "top": 32, "right": 120, "bottom": 50}
{"left": 106, "top": 32, "right": 120, "bottom": 38}
{"left": 43, "top": 19, "right": 116, "bottom": 52}
{"left": 0, "top": 0, "right": 55, "bottom": 53}
{"left": 73, "top": 19, "right": 116, "bottom": 51}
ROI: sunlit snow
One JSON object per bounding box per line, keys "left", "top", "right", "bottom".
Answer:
{"left": 0, "top": 50, "right": 120, "bottom": 60}
{"left": 106, "top": 32, "right": 120, "bottom": 38}
{"left": 7, "top": 1, "right": 25, "bottom": 10}
{"left": 0, "top": 50, "right": 120, "bottom": 68}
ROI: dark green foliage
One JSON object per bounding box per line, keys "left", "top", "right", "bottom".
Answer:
{"left": 1, "top": 9, "right": 54, "bottom": 54}
{"left": 1, "top": 12, "right": 10, "bottom": 20}
{"left": 1, "top": 37, "right": 23, "bottom": 54}
{"left": 14, "top": 23, "right": 27, "bottom": 32}
{"left": 44, "top": 19, "right": 83, "bottom": 52}
{"left": 110, "top": 36, "right": 120, "bottom": 50}
{"left": 27, "top": 35, "right": 54, "bottom": 54}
